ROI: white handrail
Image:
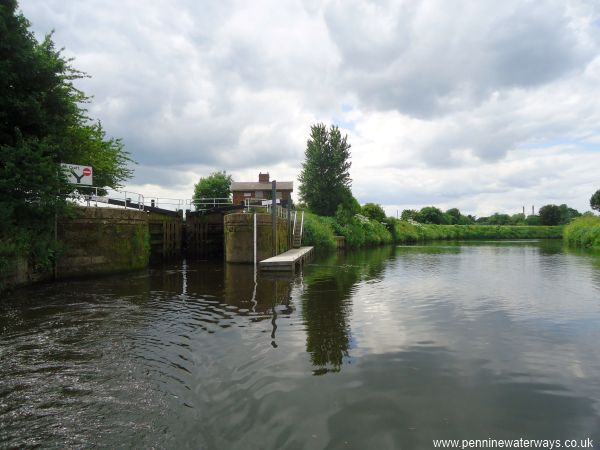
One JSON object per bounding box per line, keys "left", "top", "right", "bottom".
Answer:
{"left": 299, "top": 211, "right": 304, "bottom": 239}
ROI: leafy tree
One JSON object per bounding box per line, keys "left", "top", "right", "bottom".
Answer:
{"left": 193, "top": 171, "right": 232, "bottom": 205}
{"left": 487, "top": 213, "right": 511, "bottom": 225}
{"left": 0, "top": 1, "right": 132, "bottom": 268}
{"left": 525, "top": 214, "right": 540, "bottom": 226}
{"left": 362, "top": 203, "right": 386, "bottom": 222}
{"left": 416, "top": 206, "right": 448, "bottom": 224}
{"left": 510, "top": 213, "right": 526, "bottom": 225}
{"left": 335, "top": 189, "right": 361, "bottom": 225}
{"left": 401, "top": 209, "right": 419, "bottom": 221}
{"left": 445, "top": 208, "right": 462, "bottom": 224}
{"left": 557, "top": 204, "right": 580, "bottom": 224}
{"left": 298, "top": 123, "right": 352, "bottom": 216}
{"left": 538, "top": 204, "right": 562, "bottom": 225}
{"left": 591, "top": 189, "right": 600, "bottom": 213}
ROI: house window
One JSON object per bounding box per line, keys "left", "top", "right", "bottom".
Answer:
{"left": 244, "top": 192, "right": 252, "bottom": 197}
{"left": 255, "top": 190, "right": 263, "bottom": 199}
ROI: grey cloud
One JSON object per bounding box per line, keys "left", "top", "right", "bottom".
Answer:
{"left": 325, "top": 0, "right": 598, "bottom": 117}
{"left": 17, "top": 0, "right": 600, "bottom": 210}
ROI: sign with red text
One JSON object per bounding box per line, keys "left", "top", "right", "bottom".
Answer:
{"left": 61, "top": 163, "right": 93, "bottom": 185}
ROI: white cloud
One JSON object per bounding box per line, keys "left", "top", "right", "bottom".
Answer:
{"left": 19, "top": 0, "right": 600, "bottom": 215}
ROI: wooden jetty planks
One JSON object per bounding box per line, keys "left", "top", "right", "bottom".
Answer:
{"left": 259, "top": 246, "right": 314, "bottom": 271}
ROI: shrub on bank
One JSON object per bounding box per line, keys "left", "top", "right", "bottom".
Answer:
{"left": 301, "top": 214, "right": 563, "bottom": 250}
{"left": 302, "top": 211, "right": 393, "bottom": 249}
{"left": 302, "top": 212, "right": 336, "bottom": 250}
{"left": 563, "top": 216, "right": 600, "bottom": 250}
{"left": 334, "top": 215, "right": 393, "bottom": 248}
{"left": 389, "top": 219, "right": 563, "bottom": 242}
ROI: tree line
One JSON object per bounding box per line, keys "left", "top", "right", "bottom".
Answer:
{"left": 1, "top": 1, "right": 132, "bottom": 270}
{"left": 399, "top": 204, "right": 590, "bottom": 226}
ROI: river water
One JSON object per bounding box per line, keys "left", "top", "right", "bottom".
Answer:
{"left": 1, "top": 240, "right": 599, "bottom": 449}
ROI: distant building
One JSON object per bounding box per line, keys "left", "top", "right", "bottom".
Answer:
{"left": 231, "top": 172, "right": 293, "bottom": 206}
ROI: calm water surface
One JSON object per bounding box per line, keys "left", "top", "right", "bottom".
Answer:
{"left": 1, "top": 241, "right": 600, "bottom": 449}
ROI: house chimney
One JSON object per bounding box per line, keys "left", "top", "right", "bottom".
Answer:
{"left": 259, "top": 172, "right": 270, "bottom": 183}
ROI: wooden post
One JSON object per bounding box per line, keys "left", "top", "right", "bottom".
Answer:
{"left": 272, "top": 180, "right": 277, "bottom": 256}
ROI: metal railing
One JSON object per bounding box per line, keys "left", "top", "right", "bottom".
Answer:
{"left": 67, "top": 186, "right": 145, "bottom": 210}
{"left": 145, "top": 197, "right": 186, "bottom": 211}
{"left": 193, "top": 198, "right": 232, "bottom": 211}
{"left": 243, "top": 198, "right": 288, "bottom": 219}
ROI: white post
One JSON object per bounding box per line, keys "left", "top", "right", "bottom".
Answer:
{"left": 254, "top": 212, "right": 257, "bottom": 267}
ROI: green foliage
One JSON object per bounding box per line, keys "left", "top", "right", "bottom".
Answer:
{"left": 557, "top": 204, "right": 581, "bottom": 224}
{"left": 361, "top": 203, "right": 386, "bottom": 222}
{"left": 302, "top": 212, "right": 336, "bottom": 250}
{"left": 510, "top": 213, "right": 526, "bottom": 225}
{"left": 445, "top": 208, "right": 474, "bottom": 225}
{"left": 192, "top": 171, "right": 232, "bottom": 206}
{"left": 0, "top": 2, "right": 132, "bottom": 271}
{"left": 333, "top": 215, "right": 392, "bottom": 248}
{"left": 590, "top": 190, "right": 600, "bottom": 213}
{"left": 416, "top": 206, "right": 449, "bottom": 224}
{"left": 563, "top": 216, "right": 600, "bottom": 250}
{"left": 389, "top": 221, "right": 563, "bottom": 243}
{"left": 445, "top": 208, "right": 461, "bottom": 224}
{"left": 298, "top": 123, "right": 352, "bottom": 216}
{"left": 487, "top": 213, "right": 511, "bottom": 225}
{"left": 539, "top": 204, "right": 562, "bottom": 225}
{"left": 334, "top": 190, "right": 361, "bottom": 225}
{"left": 525, "top": 214, "right": 540, "bottom": 225}
{"left": 401, "top": 209, "right": 418, "bottom": 221}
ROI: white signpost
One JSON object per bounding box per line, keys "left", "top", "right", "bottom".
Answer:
{"left": 61, "top": 163, "right": 93, "bottom": 186}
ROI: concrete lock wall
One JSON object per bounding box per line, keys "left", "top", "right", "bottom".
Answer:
{"left": 57, "top": 207, "right": 150, "bottom": 278}
{"left": 224, "top": 213, "right": 289, "bottom": 263}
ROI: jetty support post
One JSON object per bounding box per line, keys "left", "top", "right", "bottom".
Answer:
{"left": 271, "top": 180, "right": 277, "bottom": 256}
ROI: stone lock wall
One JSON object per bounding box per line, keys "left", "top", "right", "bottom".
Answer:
{"left": 224, "top": 213, "right": 289, "bottom": 263}
{"left": 57, "top": 207, "right": 150, "bottom": 278}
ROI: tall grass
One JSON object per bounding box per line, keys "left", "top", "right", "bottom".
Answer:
{"left": 391, "top": 220, "right": 563, "bottom": 243}
{"left": 563, "top": 216, "right": 600, "bottom": 250}
{"left": 302, "top": 212, "right": 336, "bottom": 250}
{"left": 334, "top": 215, "right": 393, "bottom": 248}
{"left": 302, "top": 213, "right": 393, "bottom": 249}
{"left": 302, "top": 214, "right": 563, "bottom": 250}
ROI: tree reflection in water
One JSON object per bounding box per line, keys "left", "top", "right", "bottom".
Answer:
{"left": 300, "top": 247, "right": 393, "bottom": 374}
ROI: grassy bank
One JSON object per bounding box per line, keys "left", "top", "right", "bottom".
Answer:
{"left": 563, "top": 216, "right": 600, "bottom": 250}
{"left": 302, "top": 212, "right": 563, "bottom": 250}
{"left": 392, "top": 221, "right": 563, "bottom": 243}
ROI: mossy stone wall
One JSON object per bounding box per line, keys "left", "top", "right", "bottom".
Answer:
{"left": 57, "top": 207, "right": 150, "bottom": 278}
{"left": 224, "top": 213, "right": 289, "bottom": 263}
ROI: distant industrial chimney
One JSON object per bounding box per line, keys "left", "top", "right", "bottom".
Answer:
{"left": 259, "top": 172, "right": 270, "bottom": 183}
{"left": 532, "top": 205, "right": 535, "bottom": 216}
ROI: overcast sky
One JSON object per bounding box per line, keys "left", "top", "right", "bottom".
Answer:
{"left": 20, "top": 0, "right": 600, "bottom": 216}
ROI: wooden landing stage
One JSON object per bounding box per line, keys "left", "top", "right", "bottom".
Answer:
{"left": 259, "top": 247, "right": 314, "bottom": 272}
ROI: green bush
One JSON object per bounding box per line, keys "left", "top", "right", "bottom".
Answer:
{"left": 389, "top": 220, "right": 563, "bottom": 242}
{"left": 302, "top": 214, "right": 563, "bottom": 252}
{"left": 563, "top": 216, "right": 600, "bottom": 250}
{"left": 334, "top": 215, "right": 393, "bottom": 248}
{"left": 302, "top": 212, "right": 336, "bottom": 250}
